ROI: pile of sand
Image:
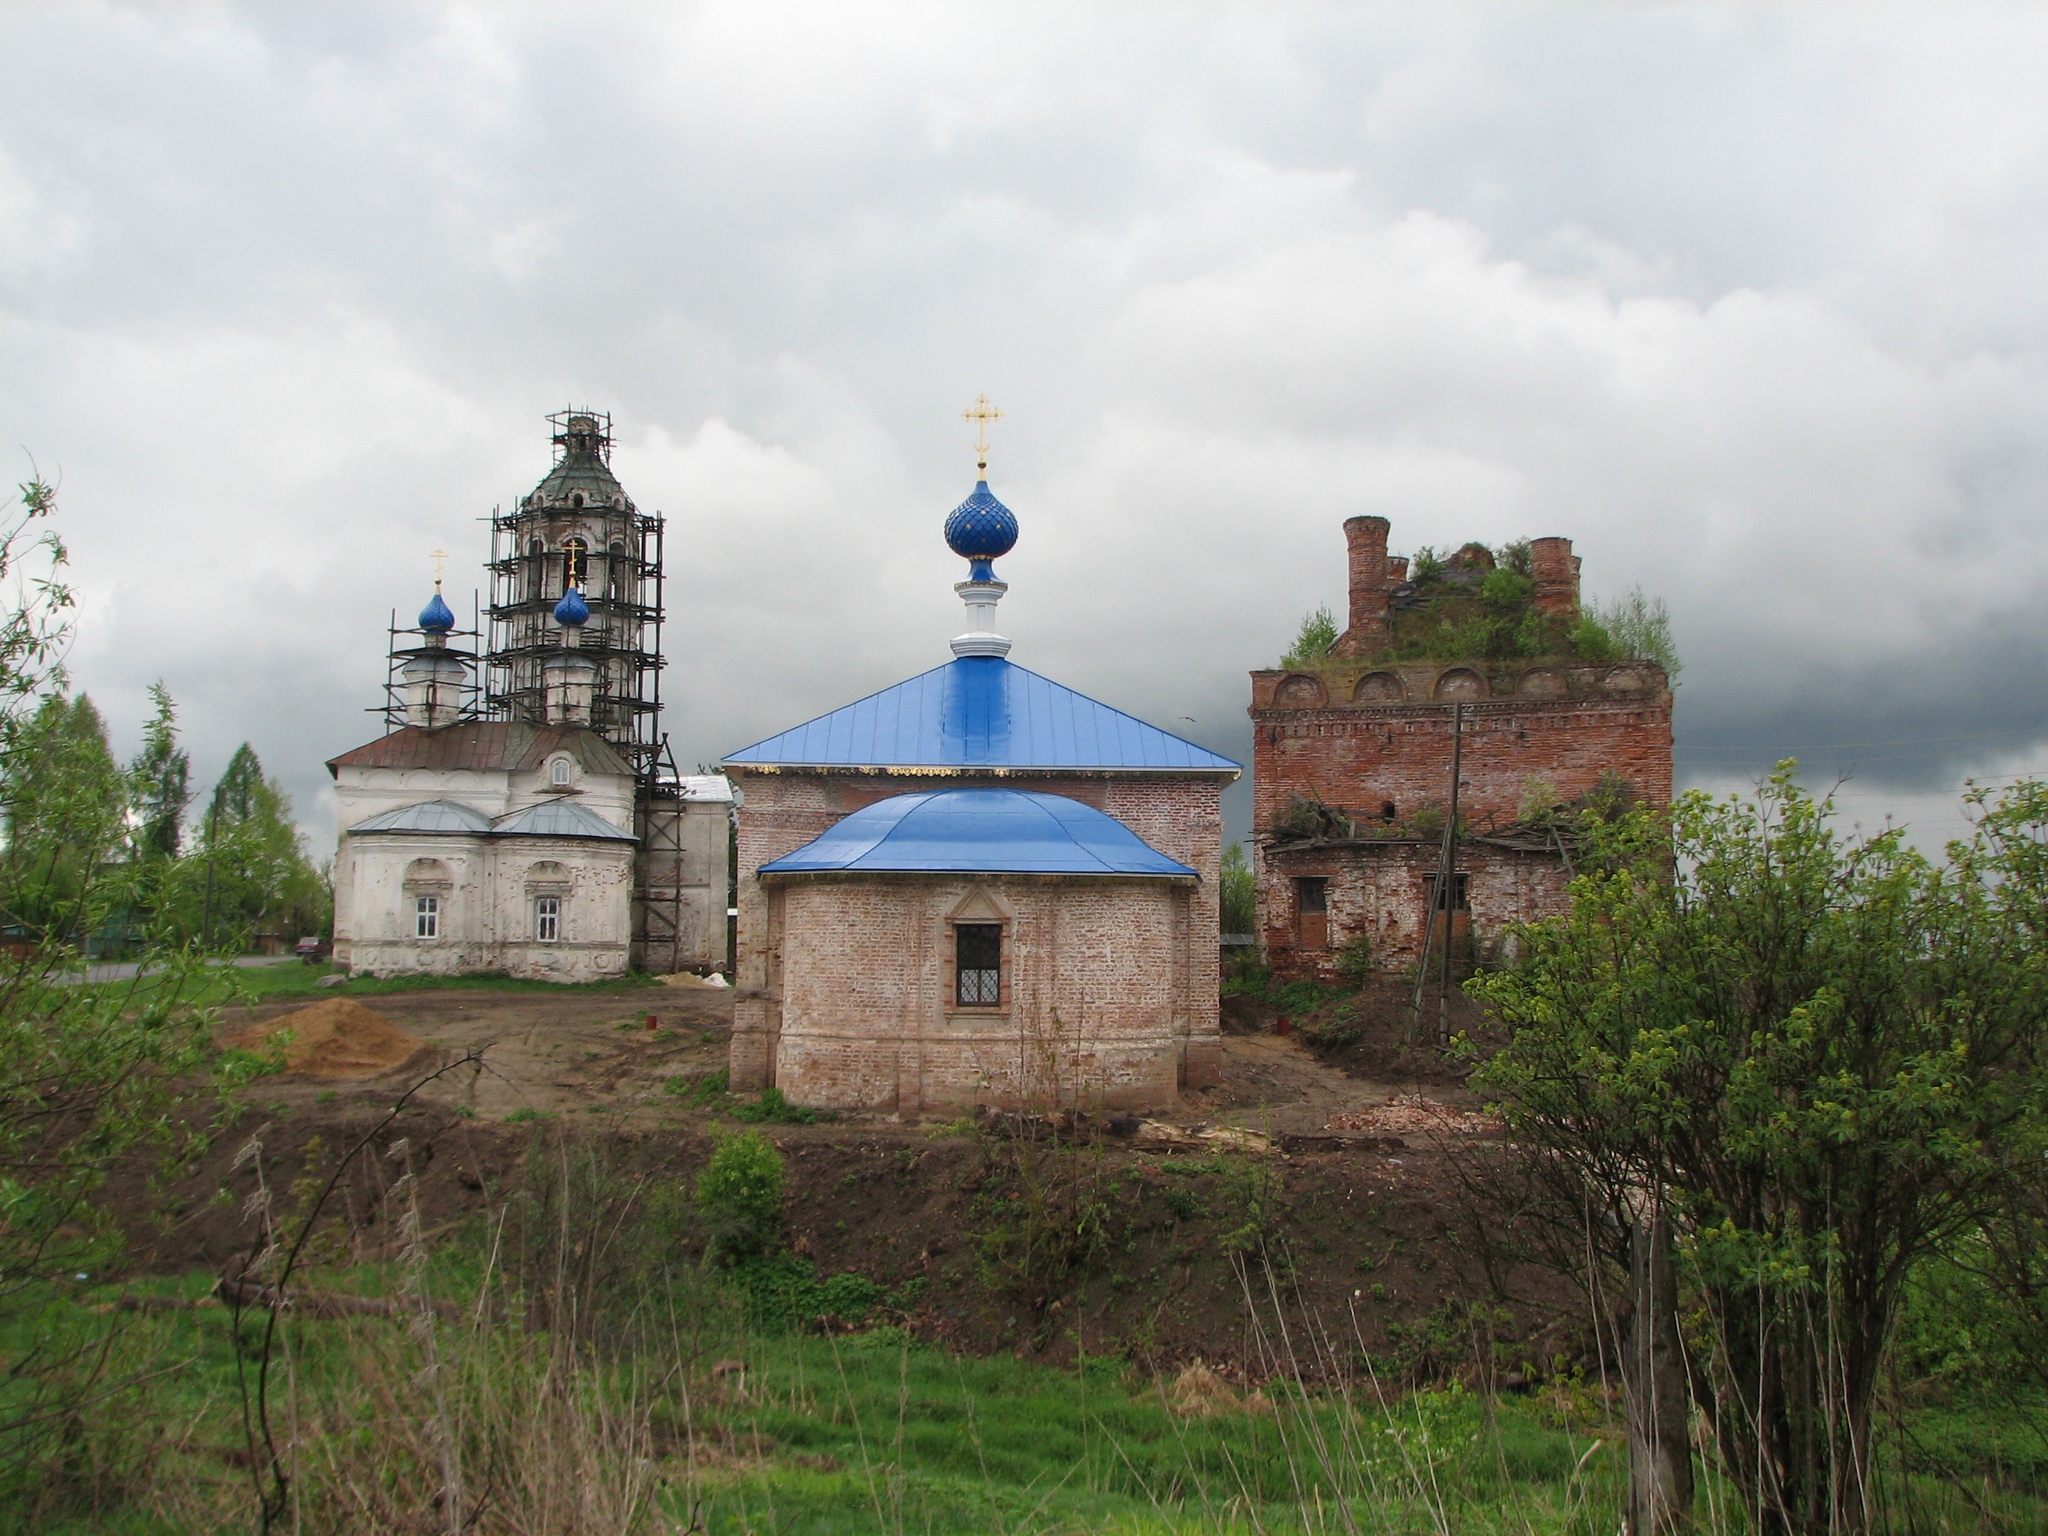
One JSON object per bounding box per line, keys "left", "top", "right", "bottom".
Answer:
{"left": 228, "top": 999, "right": 427, "bottom": 1079}
{"left": 1329, "top": 1094, "right": 1500, "bottom": 1136}
{"left": 659, "top": 971, "right": 729, "bottom": 989}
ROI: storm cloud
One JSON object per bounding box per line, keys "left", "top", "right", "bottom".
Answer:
{"left": 4, "top": 3, "right": 2047, "bottom": 851}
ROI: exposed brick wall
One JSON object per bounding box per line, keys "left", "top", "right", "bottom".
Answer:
{"left": 1250, "top": 681, "right": 1673, "bottom": 830}
{"left": 728, "top": 768, "right": 1226, "bottom": 1109}
{"left": 769, "top": 875, "right": 1189, "bottom": 1113}
{"left": 1260, "top": 838, "right": 1572, "bottom": 980}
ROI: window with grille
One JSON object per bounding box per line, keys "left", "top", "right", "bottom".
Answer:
{"left": 536, "top": 895, "right": 560, "bottom": 942}
{"left": 1428, "top": 872, "right": 1471, "bottom": 911}
{"left": 415, "top": 895, "right": 439, "bottom": 939}
{"left": 955, "top": 923, "right": 1001, "bottom": 1007}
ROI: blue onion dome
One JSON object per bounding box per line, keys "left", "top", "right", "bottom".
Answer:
{"left": 553, "top": 585, "right": 590, "bottom": 627}
{"left": 418, "top": 589, "right": 455, "bottom": 634}
{"left": 944, "top": 480, "right": 1018, "bottom": 583}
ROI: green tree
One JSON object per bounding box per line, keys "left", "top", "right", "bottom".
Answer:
{"left": 1219, "top": 842, "right": 1255, "bottom": 935}
{"left": 189, "top": 744, "right": 329, "bottom": 946}
{"left": 0, "top": 692, "right": 127, "bottom": 944}
{"left": 1470, "top": 769, "right": 2048, "bottom": 1535}
{"left": 127, "top": 682, "right": 189, "bottom": 863}
{"left": 0, "top": 475, "right": 223, "bottom": 1513}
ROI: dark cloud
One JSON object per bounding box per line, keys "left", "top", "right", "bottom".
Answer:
{"left": 4, "top": 3, "right": 2047, "bottom": 855}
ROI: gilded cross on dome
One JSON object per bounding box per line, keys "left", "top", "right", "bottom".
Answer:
{"left": 960, "top": 394, "right": 1002, "bottom": 474}
{"left": 431, "top": 548, "right": 448, "bottom": 588}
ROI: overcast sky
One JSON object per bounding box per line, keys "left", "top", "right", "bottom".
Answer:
{"left": 5, "top": 2, "right": 2048, "bottom": 852}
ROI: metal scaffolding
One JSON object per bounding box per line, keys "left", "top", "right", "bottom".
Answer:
{"left": 483, "top": 409, "right": 668, "bottom": 785}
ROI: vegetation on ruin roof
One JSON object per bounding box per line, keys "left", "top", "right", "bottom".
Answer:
{"left": 1265, "top": 770, "right": 1639, "bottom": 848}
{"left": 1279, "top": 539, "right": 1680, "bottom": 676}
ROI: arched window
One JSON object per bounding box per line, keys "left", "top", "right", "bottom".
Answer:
{"left": 550, "top": 758, "right": 572, "bottom": 788}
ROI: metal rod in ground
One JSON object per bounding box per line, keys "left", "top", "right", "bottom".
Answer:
{"left": 1438, "top": 701, "right": 1464, "bottom": 1046}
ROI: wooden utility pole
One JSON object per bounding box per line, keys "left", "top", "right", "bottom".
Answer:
{"left": 1436, "top": 702, "right": 1463, "bottom": 1046}
{"left": 1409, "top": 701, "right": 1465, "bottom": 1042}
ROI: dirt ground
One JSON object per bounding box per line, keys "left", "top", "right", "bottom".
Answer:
{"left": 217, "top": 979, "right": 1488, "bottom": 1138}
{"left": 110, "top": 978, "right": 1572, "bottom": 1376}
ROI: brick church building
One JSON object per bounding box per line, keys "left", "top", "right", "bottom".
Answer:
{"left": 1249, "top": 516, "right": 1672, "bottom": 980}
{"left": 725, "top": 451, "right": 1239, "bottom": 1116}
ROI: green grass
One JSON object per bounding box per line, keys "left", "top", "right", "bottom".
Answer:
{"left": 14, "top": 1262, "right": 2046, "bottom": 1536}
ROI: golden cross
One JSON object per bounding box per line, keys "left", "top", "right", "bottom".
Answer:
{"left": 961, "top": 394, "right": 1002, "bottom": 473}
{"left": 431, "top": 547, "right": 447, "bottom": 588}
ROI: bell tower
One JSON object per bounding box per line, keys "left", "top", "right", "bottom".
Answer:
{"left": 484, "top": 409, "right": 666, "bottom": 777}
{"left": 485, "top": 409, "right": 699, "bottom": 972}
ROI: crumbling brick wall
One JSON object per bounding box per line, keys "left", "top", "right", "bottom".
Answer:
{"left": 1251, "top": 520, "right": 1671, "bottom": 980}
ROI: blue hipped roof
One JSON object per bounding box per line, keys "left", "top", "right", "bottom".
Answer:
{"left": 759, "top": 788, "right": 1195, "bottom": 877}
{"left": 723, "top": 657, "right": 1238, "bottom": 774}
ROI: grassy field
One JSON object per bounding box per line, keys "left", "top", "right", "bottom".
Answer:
{"left": 11, "top": 1254, "right": 2045, "bottom": 1536}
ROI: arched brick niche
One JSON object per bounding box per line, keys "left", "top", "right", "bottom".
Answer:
{"left": 1275, "top": 674, "right": 1328, "bottom": 707}
{"left": 1434, "top": 668, "right": 1486, "bottom": 701}
{"left": 1603, "top": 668, "right": 1646, "bottom": 693}
{"left": 1516, "top": 668, "right": 1567, "bottom": 699}
{"left": 1352, "top": 671, "right": 1407, "bottom": 703}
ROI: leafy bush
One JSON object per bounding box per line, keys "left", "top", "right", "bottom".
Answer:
{"left": 695, "top": 1130, "right": 786, "bottom": 1260}
{"left": 1480, "top": 567, "right": 1532, "bottom": 613}
{"left": 1279, "top": 604, "right": 1339, "bottom": 668}
{"left": 731, "top": 1085, "right": 816, "bottom": 1123}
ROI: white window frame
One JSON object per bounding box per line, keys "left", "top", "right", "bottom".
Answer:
{"left": 550, "top": 758, "right": 572, "bottom": 788}
{"left": 535, "top": 894, "right": 561, "bottom": 943}
{"left": 415, "top": 894, "right": 440, "bottom": 940}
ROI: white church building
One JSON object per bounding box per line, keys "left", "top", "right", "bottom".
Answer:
{"left": 327, "top": 411, "right": 731, "bottom": 982}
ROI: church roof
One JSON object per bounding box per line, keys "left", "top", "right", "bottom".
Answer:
{"left": 758, "top": 787, "right": 1195, "bottom": 877}
{"left": 348, "top": 799, "right": 496, "bottom": 835}
{"left": 526, "top": 421, "right": 629, "bottom": 509}
{"left": 493, "top": 800, "right": 637, "bottom": 841}
{"left": 328, "top": 722, "right": 635, "bottom": 780}
{"left": 345, "top": 796, "right": 635, "bottom": 842}
{"left": 723, "top": 657, "right": 1239, "bottom": 775}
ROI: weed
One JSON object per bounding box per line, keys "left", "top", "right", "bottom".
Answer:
{"left": 663, "top": 1067, "right": 728, "bottom": 1107}
{"left": 504, "top": 1106, "right": 549, "bottom": 1124}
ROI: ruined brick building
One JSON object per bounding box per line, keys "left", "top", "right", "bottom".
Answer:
{"left": 725, "top": 432, "right": 1238, "bottom": 1115}
{"left": 1249, "top": 517, "right": 1672, "bottom": 980}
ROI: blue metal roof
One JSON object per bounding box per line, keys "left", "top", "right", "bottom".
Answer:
{"left": 723, "top": 657, "right": 1238, "bottom": 774}
{"left": 349, "top": 799, "right": 495, "bottom": 835}
{"left": 493, "top": 800, "right": 636, "bottom": 841}
{"left": 759, "top": 788, "right": 1196, "bottom": 877}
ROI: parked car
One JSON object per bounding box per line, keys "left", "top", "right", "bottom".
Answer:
{"left": 295, "top": 935, "right": 331, "bottom": 964}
